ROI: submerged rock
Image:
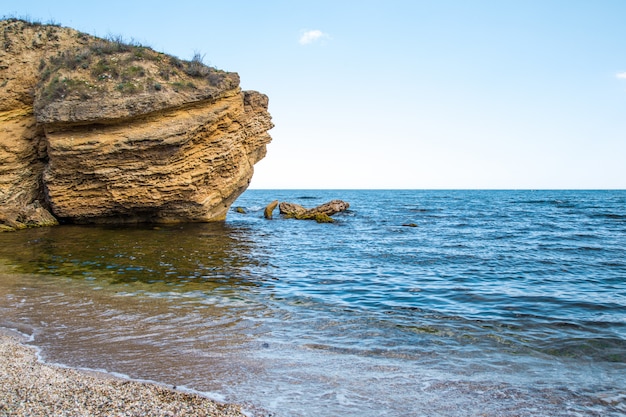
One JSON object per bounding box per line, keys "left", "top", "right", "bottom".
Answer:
{"left": 0, "top": 202, "right": 59, "bottom": 231}
{"left": 279, "top": 199, "right": 350, "bottom": 223}
{"left": 264, "top": 200, "right": 279, "bottom": 219}
{"left": 0, "top": 19, "right": 273, "bottom": 231}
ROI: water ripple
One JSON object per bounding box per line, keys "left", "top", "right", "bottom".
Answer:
{"left": 0, "top": 190, "right": 624, "bottom": 416}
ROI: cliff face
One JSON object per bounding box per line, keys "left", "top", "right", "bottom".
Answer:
{"left": 0, "top": 19, "right": 272, "bottom": 230}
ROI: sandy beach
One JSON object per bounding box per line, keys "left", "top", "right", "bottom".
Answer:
{"left": 0, "top": 329, "right": 249, "bottom": 417}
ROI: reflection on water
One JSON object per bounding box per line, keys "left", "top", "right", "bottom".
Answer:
{"left": 0, "top": 224, "right": 275, "bottom": 398}
{"left": 1, "top": 223, "right": 266, "bottom": 288}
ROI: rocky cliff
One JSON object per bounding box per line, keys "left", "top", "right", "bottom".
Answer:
{"left": 0, "top": 19, "right": 272, "bottom": 231}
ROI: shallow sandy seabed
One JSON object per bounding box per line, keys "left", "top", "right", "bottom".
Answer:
{"left": 0, "top": 329, "right": 254, "bottom": 417}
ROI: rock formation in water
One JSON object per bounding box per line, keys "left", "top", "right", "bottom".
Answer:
{"left": 263, "top": 200, "right": 279, "bottom": 219}
{"left": 278, "top": 200, "right": 350, "bottom": 223}
{"left": 0, "top": 19, "right": 273, "bottom": 231}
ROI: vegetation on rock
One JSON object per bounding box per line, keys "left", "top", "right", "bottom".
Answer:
{"left": 32, "top": 26, "right": 231, "bottom": 108}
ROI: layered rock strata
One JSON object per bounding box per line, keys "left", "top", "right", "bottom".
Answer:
{"left": 0, "top": 19, "right": 272, "bottom": 230}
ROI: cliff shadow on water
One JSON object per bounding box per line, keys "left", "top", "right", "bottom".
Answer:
{"left": 0, "top": 223, "right": 270, "bottom": 292}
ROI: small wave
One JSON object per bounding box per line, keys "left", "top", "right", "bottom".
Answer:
{"left": 537, "top": 337, "right": 626, "bottom": 362}
{"left": 578, "top": 246, "right": 604, "bottom": 251}
{"left": 34, "top": 353, "right": 230, "bottom": 404}
{"left": 520, "top": 199, "right": 556, "bottom": 205}
{"left": 591, "top": 213, "right": 626, "bottom": 221}
{"left": 520, "top": 199, "right": 577, "bottom": 208}
{"left": 0, "top": 324, "right": 35, "bottom": 342}
{"left": 601, "top": 261, "right": 626, "bottom": 267}
{"left": 231, "top": 205, "right": 264, "bottom": 213}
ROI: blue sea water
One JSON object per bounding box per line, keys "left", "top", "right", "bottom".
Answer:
{"left": 0, "top": 190, "right": 624, "bottom": 416}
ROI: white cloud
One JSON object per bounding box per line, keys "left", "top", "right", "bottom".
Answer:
{"left": 299, "top": 29, "right": 329, "bottom": 45}
{"left": 616, "top": 72, "right": 626, "bottom": 79}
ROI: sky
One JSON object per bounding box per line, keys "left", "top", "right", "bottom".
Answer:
{"left": 5, "top": 0, "right": 626, "bottom": 189}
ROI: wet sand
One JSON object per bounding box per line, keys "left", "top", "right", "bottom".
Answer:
{"left": 0, "top": 329, "right": 249, "bottom": 417}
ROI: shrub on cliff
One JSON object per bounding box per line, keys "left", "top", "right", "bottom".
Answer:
{"left": 28, "top": 23, "right": 230, "bottom": 107}
{"left": 185, "top": 52, "right": 210, "bottom": 77}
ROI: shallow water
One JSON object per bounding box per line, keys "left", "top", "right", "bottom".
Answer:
{"left": 0, "top": 190, "right": 625, "bottom": 416}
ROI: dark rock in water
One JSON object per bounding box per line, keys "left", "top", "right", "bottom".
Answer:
{"left": 402, "top": 223, "right": 418, "bottom": 227}
{"left": 278, "top": 202, "right": 306, "bottom": 216}
{"left": 307, "top": 200, "right": 350, "bottom": 216}
{"left": 279, "top": 200, "right": 350, "bottom": 223}
{"left": 0, "top": 202, "right": 59, "bottom": 232}
{"left": 264, "top": 200, "right": 279, "bottom": 219}
{"left": 235, "top": 207, "right": 246, "bottom": 214}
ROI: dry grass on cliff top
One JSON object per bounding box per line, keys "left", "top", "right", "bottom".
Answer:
{"left": 1, "top": 18, "right": 236, "bottom": 109}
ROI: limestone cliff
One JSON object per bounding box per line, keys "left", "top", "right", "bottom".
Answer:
{"left": 0, "top": 19, "right": 272, "bottom": 230}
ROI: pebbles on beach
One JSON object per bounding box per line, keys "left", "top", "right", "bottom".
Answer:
{"left": 0, "top": 331, "right": 248, "bottom": 417}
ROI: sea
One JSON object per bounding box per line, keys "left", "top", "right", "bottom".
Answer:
{"left": 0, "top": 190, "right": 624, "bottom": 416}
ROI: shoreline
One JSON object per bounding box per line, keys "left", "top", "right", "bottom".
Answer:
{"left": 0, "top": 328, "right": 252, "bottom": 417}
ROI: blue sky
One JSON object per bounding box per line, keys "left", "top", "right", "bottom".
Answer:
{"left": 5, "top": 1, "right": 626, "bottom": 189}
